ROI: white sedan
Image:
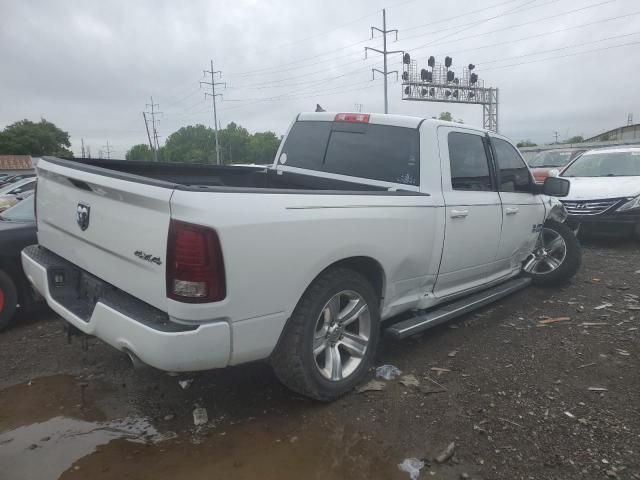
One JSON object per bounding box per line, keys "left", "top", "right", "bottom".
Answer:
{"left": 560, "top": 146, "right": 640, "bottom": 238}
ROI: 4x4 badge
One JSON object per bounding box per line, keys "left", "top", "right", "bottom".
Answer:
{"left": 77, "top": 203, "right": 90, "bottom": 231}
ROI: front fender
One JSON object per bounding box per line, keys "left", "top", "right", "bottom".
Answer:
{"left": 543, "top": 196, "right": 568, "bottom": 223}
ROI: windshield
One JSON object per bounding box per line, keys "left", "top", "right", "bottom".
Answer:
{"left": 562, "top": 151, "right": 640, "bottom": 177}
{"left": 0, "top": 195, "right": 35, "bottom": 222}
{"left": 529, "top": 150, "right": 574, "bottom": 168}
{"left": 0, "top": 178, "right": 30, "bottom": 195}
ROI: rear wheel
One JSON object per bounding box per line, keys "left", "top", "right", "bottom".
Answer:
{"left": 523, "top": 220, "right": 581, "bottom": 286}
{"left": 0, "top": 270, "right": 18, "bottom": 331}
{"left": 271, "top": 267, "right": 380, "bottom": 401}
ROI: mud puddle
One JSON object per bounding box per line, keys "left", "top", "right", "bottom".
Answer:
{"left": 1, "top": 375, "right": 405, "bottom": 480}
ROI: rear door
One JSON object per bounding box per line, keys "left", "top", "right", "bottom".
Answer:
{"left": 35, "top": 159, "right": 173, "bottom": 311}
{"left": 489, "top": 136, "right": 545, "bottom": 268}
{"left": 434, "top": 127, "right": 504, "bottom": 298}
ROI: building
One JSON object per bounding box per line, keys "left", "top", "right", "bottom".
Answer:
{"left": 585, "top": 123, "right": 640, "bottom": 142}
{"left": 0, "top": 155, "right": 35, "bottom": 176}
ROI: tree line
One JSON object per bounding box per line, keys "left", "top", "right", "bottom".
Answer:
{"left": 127, "top": 122, "right": 281, "bottom": 164}
{"left": 0, "top": 117, "right": 281, "bottom": 165}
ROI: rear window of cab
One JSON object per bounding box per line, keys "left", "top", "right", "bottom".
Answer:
{"left": 279, "top": 120, "right": 420, "bottom": 186}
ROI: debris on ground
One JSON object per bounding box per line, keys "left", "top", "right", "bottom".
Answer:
{"left": 192, "top": 407, "right": 208, "bottom": 426}
{"left": 398, "top": 458, "right": 425, "bottom": 480}
{"left": 448, "top": 350, "right": 458, "bottom": 357}
{"left": 594, "top": 303, "right": 613, "bottom": 310}
{"left": 579, "top": 322, "right": 609, "bottom": 327}
{"left": 430, "top": 367, "right": 450, "bottom": 376}
{"left": 178, "top": 379, "right": 193, "bottom": 390}
{"left": 577, "top": 362, "right": 596, "bottom": 369}
{"left": 376, "top": 364, "right": 402, "bottom": 380}
{"left": 434, "top": 441, "right": 456, "bottom": 463}
{"left": 588, "top": 387, "right": 608, "bottom": 392}
{"left": 357, "top": 380, "right": 386, "bottom": 393}
{"left": 538, "top": 316, "right": 571, "bottom": 325}
{"left": 564, "top": 411, "right": 576, "bottom": 419}
{"left": 399, "top": 374, "right": 420, "bottom": 388}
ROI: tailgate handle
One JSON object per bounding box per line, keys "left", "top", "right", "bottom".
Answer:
{"left": 68, "top": 178, "right": 92, "bottom": 191}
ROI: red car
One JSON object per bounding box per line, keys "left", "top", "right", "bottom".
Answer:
{"left": 528, "top": 148, "right": 586, "bottom": 184}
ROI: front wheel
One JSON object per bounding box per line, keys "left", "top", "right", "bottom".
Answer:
{"left": 523, "top": 219, "right": 582, "bottom": 286}
{"left": 271, "top": 267, "right": 380, "bottom": 401}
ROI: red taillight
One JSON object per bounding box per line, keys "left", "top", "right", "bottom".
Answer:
{"left": 334, "top": 113, "right": 370, "bottom": 123}
{"left": 166, "top": 220, "right": 226, "bottom": 303}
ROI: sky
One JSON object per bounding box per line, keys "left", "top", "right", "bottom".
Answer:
{"left": 1, "top": 0, "right": 639, "bottom": 158}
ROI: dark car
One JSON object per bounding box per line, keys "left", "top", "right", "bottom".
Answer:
{"left": 0, "top": 173, "right": 36, "bottom": 188}
{"left": 0, "top": 195, "right": 41, "bottom": 330}
{"left": 528, "top": 148, "right": 587, "bottom": 184}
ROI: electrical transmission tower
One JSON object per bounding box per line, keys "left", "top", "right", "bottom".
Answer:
{"left": 102, "top": 140, "right": 114, "bottom": 159}
{"left": 201, "top": 60, "right": 226, "bottom": 165}
{"left": 365, "top": 9, "right": 403, "bottom": 114}
{"left": 144, "top": 97, "right": 162, "bottom": 161}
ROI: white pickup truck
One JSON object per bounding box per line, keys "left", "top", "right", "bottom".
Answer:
{"left": 22, "top": 112, "right": 580, "bottom": 400}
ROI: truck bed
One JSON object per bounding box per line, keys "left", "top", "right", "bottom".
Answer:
{"left": 46, "top": 157, "right": 393, "bottom": 193}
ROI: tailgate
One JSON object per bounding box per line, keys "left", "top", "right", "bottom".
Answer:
{"left": 35, "top": 158, "right": 174, "bottom": 311}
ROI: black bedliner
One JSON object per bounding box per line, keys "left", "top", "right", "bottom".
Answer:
{"left": 42, "top": 157, "right": 426, "bottom": 196}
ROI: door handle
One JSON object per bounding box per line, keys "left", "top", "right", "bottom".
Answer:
{"left": 450, "top": 209, "right": 469, "bottom": 218}
{"left": 505, "top": 207, "right": 520, "bottom": 215}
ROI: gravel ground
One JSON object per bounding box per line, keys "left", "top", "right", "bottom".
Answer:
{"left": 0, "top": 238, "right": 638, "bottom": 480}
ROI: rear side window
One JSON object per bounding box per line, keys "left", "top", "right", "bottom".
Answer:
{"left": 448, "top": 132, "right": 493, "bottom": 191}
{"left": 280, "top": 121, "right": 420, "bottom": 186}
{"left": 492, "top": 138, "right": 532, "bottom": 193}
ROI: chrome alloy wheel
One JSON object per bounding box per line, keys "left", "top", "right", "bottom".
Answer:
{"left": 523, "top": 227, "right": 568, "bottom": 274}
{"left": 313, "top": 290, "right": 371, "bottom": 381}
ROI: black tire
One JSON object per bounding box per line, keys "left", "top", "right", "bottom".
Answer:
{"left": 0, "top": 269, "right": 18, "bottom": 331}
{"left": 527, "top": 219, "right": 582, "bottom": 287}
{"left": 271, "top": 267, "right": 380, "bottom": 401}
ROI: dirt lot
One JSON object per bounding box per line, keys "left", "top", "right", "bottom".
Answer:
{"left": 1, "top": 238, "right": 639, "bottom": 480}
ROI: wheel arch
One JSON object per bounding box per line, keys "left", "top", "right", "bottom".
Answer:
{"left": 271, "top": 255, "right": 386, "bottom": 356}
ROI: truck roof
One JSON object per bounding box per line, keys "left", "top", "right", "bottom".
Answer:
{"left": 297, "top": 111, "right": 488, "bottom": 132}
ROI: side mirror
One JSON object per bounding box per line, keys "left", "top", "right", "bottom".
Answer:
{"left": 542, "top": 176, "right": 570, "bottom": 197}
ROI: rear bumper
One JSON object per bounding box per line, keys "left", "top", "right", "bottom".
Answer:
{"left": 21, "top": 245, "right": 231, "bottom": 371}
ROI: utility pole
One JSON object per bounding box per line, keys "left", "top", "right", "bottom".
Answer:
{"left": 86, "top": 145, "right": 91, "bottom": 159}
{"left": 553, "top": 131, "right": 559, "bottom": 143}
{"left": 201, "top": 60, "right": 226, "bottom": 165}
{"left": 81, "top": 138, "right": 86, "bottom": 158}
{"left": 365, "top": 9, "right": 402, "bottom": 114}
{"left": 142, "top": 112, "right": 157, "bottom": 161}
{"left": 145, "top": 97, "right": 162, "bottom": 160}
{"left": 102, "top": 140, "right": 114, "bottom": 160}
{"left": 354, "top": 103, "right": 363, "bottom": 113}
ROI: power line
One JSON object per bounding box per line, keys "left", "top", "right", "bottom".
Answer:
{"left": 431, "top": 10, "right": 640, "bottom": 58}
{"left": 481, "top": 38, "right": 640, "bottom": 71}
{"left": 477, "top": 30, "right": 640, "bottom": 67}
{"left": 365, "top": 9, "right": 403, "bottom": 114}
{"left": 201, "top": 60, "right": 226, "bottom": 165}
{"left": 403, "top": 0, "right": 616, "bottom": 54}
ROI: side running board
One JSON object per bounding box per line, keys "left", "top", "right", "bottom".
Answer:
{"left": 385, "top": 277, "right": 532, "bottom": 339}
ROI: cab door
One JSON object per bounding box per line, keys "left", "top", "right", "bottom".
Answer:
{"left": 489, "top": 135, "right": 546, "bottom": 269}
{"left": 434, "top": 127, "right": 505, "bottom": 298}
